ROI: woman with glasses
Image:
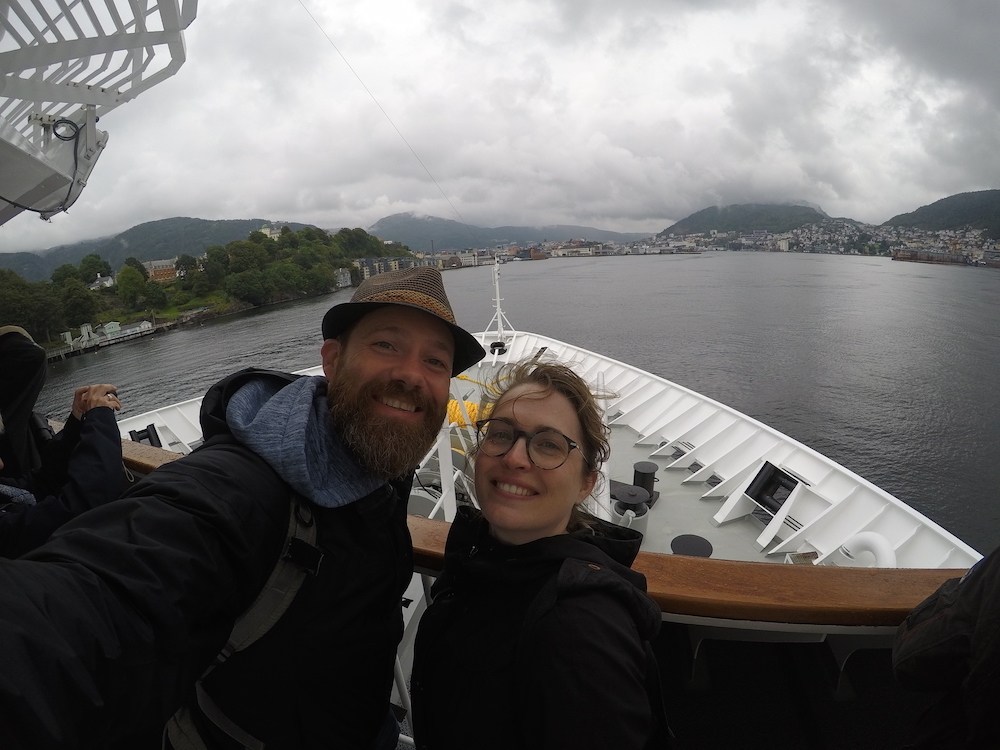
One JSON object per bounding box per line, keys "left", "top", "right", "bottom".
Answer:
{"left": 411, "top": 360, "right": 669, "bottom": 750}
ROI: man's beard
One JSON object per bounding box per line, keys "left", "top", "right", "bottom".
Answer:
{"left": 327, "top": 374, "right": 445, "bottom": 479}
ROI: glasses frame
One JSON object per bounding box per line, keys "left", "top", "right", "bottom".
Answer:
{"left": 474, "top": 417, "right": 581, "bottom": 470}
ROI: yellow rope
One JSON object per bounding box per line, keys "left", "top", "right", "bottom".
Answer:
{"left": 447, "top": 400, "right": 479, "bottom": 427}
{"left": 455, "top": 373, "right": 487, "bottom": 387}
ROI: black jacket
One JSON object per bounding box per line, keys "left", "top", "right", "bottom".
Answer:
{"left": 411, "top": 506, "right": 664, "bottom": 750}
{"left": 0, "top": 369, "right": 414, "bottom": 750}
{"left": 0, "top": 407, "right": 124, "bottom": 557}
{"left": 893, "top": 544, "right": 1000, "bottom": 748}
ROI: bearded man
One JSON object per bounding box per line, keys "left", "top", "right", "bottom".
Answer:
{"left": 0, "top": 267, "right": 485, "bottom": 750}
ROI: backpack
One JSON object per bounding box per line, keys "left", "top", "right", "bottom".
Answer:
{"left": 164, "top": 493, "right": 323, "bottom": 750}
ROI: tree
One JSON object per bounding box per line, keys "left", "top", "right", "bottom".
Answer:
{"left": 332, "top": 228, "right": 383, "bottom": 258}
{"left": 191, "top": 274, "right": 213, "bottom": 297}
{"left": 225, "top": 269, "right": 272, "bottom": 306}
{"left": 60, "top": 280, "right": 99, "bottom": 327}
{"left": 123, "top": 257, "right": 149, "bottom": 281}
{"left": 29, "top": 284, "right": 66, "bottom": 342}
{"left": 0, "top": 270, "right": 38, "bottom": 335}
{"left": 305, "top": 265, "right": 337, "bottom": 295}
{"left": 277, "top": 226, "right": 300, "bottom": 249}
{"left": 51, "top": 263, "right": 81, "bottom": 286}
{"left": 292, "top": 247, "right": 321, "bottom": 269}
{"left": 78, "top": 253, "right": 112, "bottom": 284}
{"left": 227, "top": 242, "right": 269, "bottom": 274}
{"left": 142, "top": 281, "right": 168, "bottom": 310}
{"left": 201, "top": 258, "right": 226, "bottom": 289}
{"left": 205, "top": 245, "right": 230, "bottom": 271}
{"left": 116, "top": 265, "right": 145, "bottom": 309}
{"left": 265, "top": 262, "right": 306, "bottom": 299}
{"left": 175, "top": 254, "right": 199, "bottom": 276}
{"left": 298, "top": 226, "right": 326, "bottom": 243}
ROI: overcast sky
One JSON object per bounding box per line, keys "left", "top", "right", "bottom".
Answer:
{"left": 3, "top": 0, "right": 999, "bottom": 253}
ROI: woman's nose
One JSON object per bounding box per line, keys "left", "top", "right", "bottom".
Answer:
{"left": 502, "top": 435, "right": 532, "bottom": 468}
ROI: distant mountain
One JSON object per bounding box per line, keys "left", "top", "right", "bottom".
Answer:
{"left": 660, "top": 203, "right": 829, "bottom": 236}
{"left": 883, "top": 189, "right": 1000, "bottom": 239}
{"left": 0, "top": 217, "right": 314, "bottom": 281}
{"left": 366, "top": 213, "right": 652, "bottom": 252}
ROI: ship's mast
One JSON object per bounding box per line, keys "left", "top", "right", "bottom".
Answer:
{"left": 482, "top": 255, "right": 516, "bottom": 348}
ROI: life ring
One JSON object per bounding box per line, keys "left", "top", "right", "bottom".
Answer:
{"left": 841, "top": 531, "right": 897, "bottom": 568}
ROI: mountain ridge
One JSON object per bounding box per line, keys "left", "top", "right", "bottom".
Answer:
{"left": 661, "top": 203, "right": 832, "bottom": 235}
{"left": 883, "top": 189, "right": 1000, "bottom": 237}
{"left": 366, "top": 213, "right": 651, "bottom": 252}
{"left": 3, "top": 189, "right": 998, "bottom": 281}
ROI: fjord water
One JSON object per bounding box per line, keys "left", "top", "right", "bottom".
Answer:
{"left": 37, "top": 253, "right": 1000, "bottom": 555}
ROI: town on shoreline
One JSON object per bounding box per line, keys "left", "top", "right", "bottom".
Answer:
{"left": 16, "top": 219, "right": 1000, "bottom": 363}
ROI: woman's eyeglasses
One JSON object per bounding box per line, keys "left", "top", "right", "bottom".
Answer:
{"left": 474, "top": 418, "right": 580, "bottom": 470}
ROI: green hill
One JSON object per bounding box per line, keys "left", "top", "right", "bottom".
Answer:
{"left": 883, "top": 189, "right": 1000, "bottom": 239}
{"left": 0, "top": 217, "right": 314, "bottom": 281}
{"left": 660, "top": 203, "right": 828, "bottom": 236}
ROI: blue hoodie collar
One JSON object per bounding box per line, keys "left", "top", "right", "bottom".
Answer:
{"left": 225, "top": 375, "right": 382, "bottom": 508}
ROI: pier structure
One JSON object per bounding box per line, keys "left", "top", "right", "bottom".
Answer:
{"left": 46, "top": 320, "right": 174, "bottom": 363}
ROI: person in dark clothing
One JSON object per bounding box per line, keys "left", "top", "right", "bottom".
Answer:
{"left": 892, "top": 543, "right": 1000, "bottom": 748}
{"left": 0, "top": 267, "right": 486, "bottom": 750}
{"left": 1, "top": 325, "right": 125, "bottom": 556}
{"left": 411, "top": 361, "right": 667, "bottom": 750}
{"left": 0, "top": 325, "right": 49, "bottom": 482}
{"left": 1, "top": 382, "right": 124, "bottom": 557}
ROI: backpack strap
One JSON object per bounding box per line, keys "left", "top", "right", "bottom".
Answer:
{"left": 164, "top": 494, "right": 322, "bottom": 750}
{"left": 219, "top": 494, "right": 321, "bottom": 659}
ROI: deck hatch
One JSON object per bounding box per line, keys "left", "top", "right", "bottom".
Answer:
{"left": 746, "top": 461, "right": 798, "bottom": 515}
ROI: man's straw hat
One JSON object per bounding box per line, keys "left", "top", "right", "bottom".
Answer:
{"left": 322, "top": 266, "right": 486, "bottom": 375}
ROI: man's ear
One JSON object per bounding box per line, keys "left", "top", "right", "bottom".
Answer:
{"left": 320, "top": 339, "right": 343, "bottom": 381}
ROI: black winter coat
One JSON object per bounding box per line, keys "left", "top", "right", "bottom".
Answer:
{"left": 411, "top": 506, "right": 664, "bottom": 750}
{"left": 893, "top": 543, "right": 1000, "bottom": 748}
{"left": 0, "top": 406, "right": 124, "bottom": 557}
{"left": 0, "top": 369, "right": 414, "bottom": 750}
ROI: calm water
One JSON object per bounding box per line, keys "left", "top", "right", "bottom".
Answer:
{"left": 37, "top": 253, "right": 1000, "bottom": 554}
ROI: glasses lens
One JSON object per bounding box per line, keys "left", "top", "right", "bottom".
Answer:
{"left": 478, "top": 420, "right": 514, "bottom": 456}
{"left": 528, "top": 431, "right": 571, "bottom": 469}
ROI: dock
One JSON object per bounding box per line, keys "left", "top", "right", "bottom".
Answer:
{"left": 46, "top": 321, "right": 175, "bottom": 363}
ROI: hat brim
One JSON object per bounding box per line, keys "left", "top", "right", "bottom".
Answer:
{"left": 322, "top": 301, "right": 486, "bottom": 376}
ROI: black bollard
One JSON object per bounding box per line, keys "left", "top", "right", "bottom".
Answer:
{"left": 632, "top": 461, "right": 659, "bottom": 504}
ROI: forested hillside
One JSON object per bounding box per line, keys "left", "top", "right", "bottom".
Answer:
{"left": 883, "top": 190, "right": 1000, "bottom": 238}
{"left": 660, "top": 204, "right": 828, "bottom": 235}
{"left": 368, "top": 212, "right": 651, "bottom": 251}
{"left": 0, "top": 217, "right": 314, "bottom": 281}
{"left": 0, "top": 227, "right": 408, "bottom": 344}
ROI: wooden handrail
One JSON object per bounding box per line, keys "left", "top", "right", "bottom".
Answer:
{"left": 122, "top": 440, "right": 184, "bottom": 475}
{"left": 408, "top": 515, "right": 961, "bottom": 627}
{"left": 123, "top": 440, "right": 960, "bottom": 628}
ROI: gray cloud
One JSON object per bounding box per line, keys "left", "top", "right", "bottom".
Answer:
{"left": 2, "top": 0, "right": 998, "bottom": 253}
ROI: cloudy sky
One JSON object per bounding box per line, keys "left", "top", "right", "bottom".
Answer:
{"left": 3, "top": 0, "right": 999, "bottom": 253}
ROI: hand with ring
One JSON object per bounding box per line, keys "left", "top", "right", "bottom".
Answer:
{"left": 71, "top": 384, "right": 121, "bottom": 419}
